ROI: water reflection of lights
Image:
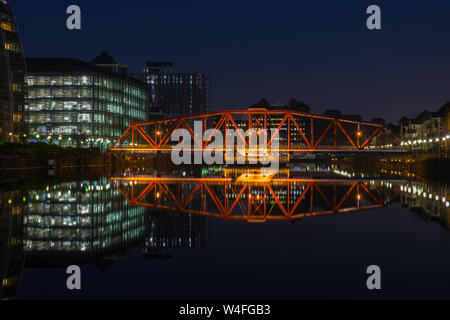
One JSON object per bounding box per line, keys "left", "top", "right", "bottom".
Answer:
{"left": 400, "top": 183, "right": 450, "bottom": 208}
{"left": 24, "top": 179, "right": 147, "bottom": 256}
{"left": 111, "top": 176, "right": 401, "bottom": 223}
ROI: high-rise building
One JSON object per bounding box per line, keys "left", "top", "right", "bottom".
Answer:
{"left": 137, "top": 61, "right": 211, "bottom": 118}
{"left": 25, "top": 56, "right": 149, "bottom": 150}
{"left": 0, "top": 0, "right": 26, "bottom": 143}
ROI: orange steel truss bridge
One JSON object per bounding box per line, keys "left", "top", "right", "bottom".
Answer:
{"left": 111, "top": 177, "right": 401, "bottom": 222}
{"left": 110, "top": 110, "right": 403, "bottom": 153}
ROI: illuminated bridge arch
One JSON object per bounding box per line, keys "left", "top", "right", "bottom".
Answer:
{"left": 110, "top": 109, "right": 403, "bottom": 153}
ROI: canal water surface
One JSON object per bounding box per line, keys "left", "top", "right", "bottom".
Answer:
{"left": 2, "top": 165, "right": 450, "bottom": 299}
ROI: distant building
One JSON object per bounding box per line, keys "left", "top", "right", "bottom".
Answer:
{"left": 249, "top": 99, "right": 310, "bottom": 147}
{"left": 137, "top": 61, "right": 211, "bottom": 118}
{"left": 25, "top": 55, "right": 149, "bottom": 150}
{"left": 400, "top": 103, "right": 450, "bottom": 150}
{"left": 0, "top": 0, "right": 26, "bottom": 143}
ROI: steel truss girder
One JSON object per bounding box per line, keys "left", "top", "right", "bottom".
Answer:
{"left": 110, "top": 110, "right": 404, "bottom": 153}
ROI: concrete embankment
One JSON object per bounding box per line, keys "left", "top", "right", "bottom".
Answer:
{"left": 0, "top": 152, "right": 107, "bottom": 170}
{"left": 0, "top": 144, "right": 111, "bottom": 183}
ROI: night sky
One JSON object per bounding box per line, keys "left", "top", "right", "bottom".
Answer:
{"left": 11, "top": 0, "right": 450, "bottom": 123}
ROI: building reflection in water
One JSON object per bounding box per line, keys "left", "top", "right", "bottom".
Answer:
{"left": 145, "top": 211, "right": 208, "bottom": 259}
{"left": 22, "top": 177, "right": 209, "bottom": 268}
{"left": 0, "top": 189, "right": 25, "bottom": 300}
{"left": 23, "top": 178, "right": 147, "bottom": 266}
{"left": 400, "top": 181, "right": 450, "bottom": 230}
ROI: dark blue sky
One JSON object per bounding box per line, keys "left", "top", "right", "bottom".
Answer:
{"left": 11, "top": 0, "right": 450, "bottom": 122}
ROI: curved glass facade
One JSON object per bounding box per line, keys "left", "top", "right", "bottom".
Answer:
{"left": 0, "top": 0, "right": 26, "bottom": 143}
{"left": 25, "top": 58, "right": 149, "bottom": 150}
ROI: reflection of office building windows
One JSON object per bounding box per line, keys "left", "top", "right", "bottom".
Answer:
{"left": 24, "top": 178, "right": 147, "bottom": 264}
{"left": 0, "top": 0, "right": 26, "bottom": 143}
{"left": 0, "top": 190, "right": 25, "bottom": 300}
{"left": 144, "top": 211, "right": 208, "bottom": 258}
{"left": 25, "top": 55, "right": 150, "bottom": 150}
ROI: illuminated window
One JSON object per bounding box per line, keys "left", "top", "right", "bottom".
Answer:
{"left": 4, "top": 42, "right": 20, "bottom": 52}
{"left": 12, "top": 82, "right": 22, "bottom": 92}
{"left": 1, "top": 21, "right": 16, "bottom": 32}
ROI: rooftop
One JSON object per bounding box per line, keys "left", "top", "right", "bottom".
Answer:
{"left": 26, "top": 57, "right": 148, "bottom": 87}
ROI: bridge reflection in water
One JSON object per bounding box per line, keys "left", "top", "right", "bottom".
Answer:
{"left": 111, "top": 176, "right": 401, "bottom": 222}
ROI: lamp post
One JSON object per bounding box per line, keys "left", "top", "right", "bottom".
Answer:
{"left": 356, "top": 130, "right": 362, "bottom": 149}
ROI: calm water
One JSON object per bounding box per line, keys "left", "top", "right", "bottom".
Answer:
{"left": 2, "top": 165, "right": 450, "bottom": 300}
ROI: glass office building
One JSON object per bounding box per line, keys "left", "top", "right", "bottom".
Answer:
{"left": 25, "top": 58, "right": 149, "bottom": 150}
{"left": 0, "top": 0, "right": 26, "bottom": 143}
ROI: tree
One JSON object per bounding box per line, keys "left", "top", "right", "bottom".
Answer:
{"left": 371, "top": 118, "right": 386, "bottom": 124}
{"left": 323, "top": 109, "right": 342, "bottom": 117}
{"left": 289, "top": 99, "right": 310, "bottom": 113}
{"left": 398, "top": 117, "right": 410, "bottom": 126}
{"left": 250, "top": 98, "right": 270, "bottom": 109}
